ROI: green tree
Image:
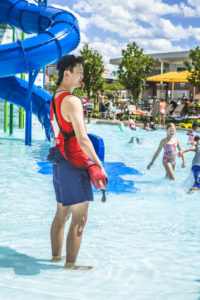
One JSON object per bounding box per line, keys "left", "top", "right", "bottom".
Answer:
{"left": 103, "top": 80, "right": 125, "bottom": 102}
{"left": 117, "top": 42, "right": 154, "bottom": 104}
{"left": 80, "top": 44, "right": 105, "bottom": 107}
{"left": 45, "top": 74, "right": 57, "bottom": 94}
{"left": 184, "top": 47, "right": 200, "bottom": 90}
{"left": 45, "top": 74, "right": 85, "bottom": 98}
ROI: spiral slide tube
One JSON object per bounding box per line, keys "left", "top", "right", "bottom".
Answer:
{"left": 0, "top": 0, "right": 80, "bottom": 140}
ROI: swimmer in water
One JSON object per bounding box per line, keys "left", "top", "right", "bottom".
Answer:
{"left": 178, "top": 135, "right": 200, "bottom": 193}
{"left": 128, "top": 137, "right": 141, "bottom": 144}
{"left": 129, "top": 119, "right": 136, "bottom": 130}
{"left": 118, "top": 118, "right": 125, "bottom": 132}
{"left": 187, "top": 122, "right": 198, "bottom": 145}
{"left": 147, "top": 123, "right": 185, "bottom": 180}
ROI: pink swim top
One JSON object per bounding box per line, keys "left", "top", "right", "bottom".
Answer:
{"left": 129, "top": 122, "right": 135, "bottom": 128}
{"left": 163, "top": 142, "right": 177, "bottom": 164}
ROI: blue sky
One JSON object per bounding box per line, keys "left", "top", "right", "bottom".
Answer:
{"left": 46, "top": 0, "right": 200, "bottom": 72}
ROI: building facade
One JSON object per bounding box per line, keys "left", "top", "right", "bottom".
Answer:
{"left": 110, "top": 51, "right": 199, "bottom": 102}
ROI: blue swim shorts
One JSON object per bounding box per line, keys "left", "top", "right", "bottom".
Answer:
{"left": 192, "top": 165, "right": 200, "bottom": 188}
{"left": 47, "top": 148, "right": 93, "bottom": 206}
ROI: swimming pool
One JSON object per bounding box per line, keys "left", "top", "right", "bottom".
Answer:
{"left": 0, "top": 122, "right": 199, "bottom": 300}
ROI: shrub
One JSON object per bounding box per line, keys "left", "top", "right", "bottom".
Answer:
{"left": 92, "top": 108, "right": 99, "bottom": 113}
{"left": 154, "top": 117, "right": 158, "bottom": 123}
{"left": 185, "top": 123, "right": 193, "bottom": 128}
{"left": 185, "top": 119, "right": 194, "bottom": 124}
{"left": 179, "top": 123, "right": 192, "bottom": 128}
{"left": 134, "top": 115, "right": 141, "bottom": 121}
{"left": 91, "top": 112, "right": 100, "bottom": 118}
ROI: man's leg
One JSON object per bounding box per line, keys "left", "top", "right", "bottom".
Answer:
{"left": 65, "top": 201, "right": 92, "bottom": 270}
{"left": 50, "top": 202, "right": 71, "bottom": 261}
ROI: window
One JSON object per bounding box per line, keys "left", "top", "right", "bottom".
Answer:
{"left": 177, "top": 67, "right": 186, "bottom": 72}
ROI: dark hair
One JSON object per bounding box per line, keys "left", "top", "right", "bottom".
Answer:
{"left": 192, "top": 122, "right": 198, "bottom": 130}
{"left": 194, "top": 135, "right": 200, "bottom": 142}
{"left": 56, "top": 55, "right": 84, "bottom": 85}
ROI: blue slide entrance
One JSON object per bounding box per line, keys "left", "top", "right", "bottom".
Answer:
{"left": 0, "top": 0, "right": 80, "bottom": 141}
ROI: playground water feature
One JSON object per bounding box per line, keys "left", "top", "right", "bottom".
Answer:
{"left": 0, "top": 122, "right": 200, "bottom": 300}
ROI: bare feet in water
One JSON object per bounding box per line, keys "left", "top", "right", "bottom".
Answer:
{"left": 187, "top": 187, "right": 200, "bottom": 194}
{"left": 50, "top": 256, "right": 65, "bottom": 262}
{"left": 64, "top": 262, "right": 93, "bottom": 270}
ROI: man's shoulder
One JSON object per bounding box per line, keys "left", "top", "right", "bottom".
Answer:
{"left": 63, "top": 95, "right": 81, "bottom": 105}
{"left": 61, "top": 95, "right": 82, "bottom": 113}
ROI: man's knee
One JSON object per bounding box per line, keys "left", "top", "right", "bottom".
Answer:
{"left": 55, "top": 206, "right": 71, "bottom": 225}
{"left": 72, "top": 211, "right": 88, "bottom": 235}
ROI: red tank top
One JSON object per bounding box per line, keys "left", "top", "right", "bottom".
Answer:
{"left": 50, "top": 92, "right": 90, "bottom": 168}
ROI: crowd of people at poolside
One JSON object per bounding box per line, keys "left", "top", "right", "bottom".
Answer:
{"left": 82, "top": 90, "right": 200, "bottom": 125}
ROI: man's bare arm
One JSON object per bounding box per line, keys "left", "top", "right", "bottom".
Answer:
{"left": 61, "top": 96, "right": 106, "bottom": 174}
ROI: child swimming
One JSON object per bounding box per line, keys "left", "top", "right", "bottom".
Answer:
{"left": 178, "top": 135, "right": 200, "bottom": 193}
{"left": 187, "top": 122, "right": 197, "bottom": 144}
{"left": 128, "top": 136, "right": 141, "bottom": 144}
{"left": 129, "top": 119, "right": 136, "bottom": 130}
{"left": 118, "top": 118, "right": 125, "bottom": 132}
{"left": 147, "top": 123, "right": 185, "bottom": 180}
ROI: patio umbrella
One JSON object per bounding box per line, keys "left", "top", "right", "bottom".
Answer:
{"left": 147, "top": 71, "right": 194, "bottom": 99}
{"left": 147, "top": 71, "right": 179, "bottom": 82}
{"left": 147, "top": 71, "right": 180, "bottom": 99}
{"left": 169, "top": 70, "right": 190, "bottom": 83}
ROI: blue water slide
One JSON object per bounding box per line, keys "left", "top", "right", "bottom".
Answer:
{"left": 0, "top": 0, "right": 80, "bottom": 139}
{"left": 0, "top": 76, "right": 52, "bottom": 138}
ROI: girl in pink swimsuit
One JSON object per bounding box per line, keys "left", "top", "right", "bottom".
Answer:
{"left": 147, "top": 123, "right": 186, "bottom": 180}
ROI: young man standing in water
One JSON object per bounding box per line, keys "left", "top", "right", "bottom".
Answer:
{"left": 98, "top": 90, "right": 107, "bottom": 119}
{"left": 48, "top": 55, "right": 107, "bottom": 270}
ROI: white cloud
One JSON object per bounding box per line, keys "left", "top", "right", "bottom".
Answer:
{"left": 139, "top": 39, "right": 184, "bottom": 53}
{"left": 180, "top": 0, "right": 200, "bottom": 17}
{"left": 189, "top": 27, "right": 200, "bottom": 41}
{"left": 32, "top": 0, "right": 200, "bottom": 70}
{"left": 158, "top": 19, "right": 190, "bottom": 41}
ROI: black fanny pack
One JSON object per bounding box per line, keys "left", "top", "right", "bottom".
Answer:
{"left": 46, "top": 147, "right": 64, "bottom": 165}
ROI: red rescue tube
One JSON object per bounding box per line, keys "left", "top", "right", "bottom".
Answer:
{"left": 87, "top": 164, "right": 107, "bottom": 190}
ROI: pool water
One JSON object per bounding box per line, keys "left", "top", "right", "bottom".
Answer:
{"left": 0, "top": 122, "right": 200, "bottom": 300}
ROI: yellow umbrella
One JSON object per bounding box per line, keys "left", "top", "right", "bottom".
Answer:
{"left": 168, "top": 70, "right": 190, "bottom": 83}
{"left": 147, "top": 71, "right": 193, "bottom": 99}
{"left": 147, "top": 71, "right": 180, "bottom": 82}
{"left": 147, "top": 70, "right": 193, "bottom": 83}
{"left": 147, "top": 72, "right": 180, "bottom": 99}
